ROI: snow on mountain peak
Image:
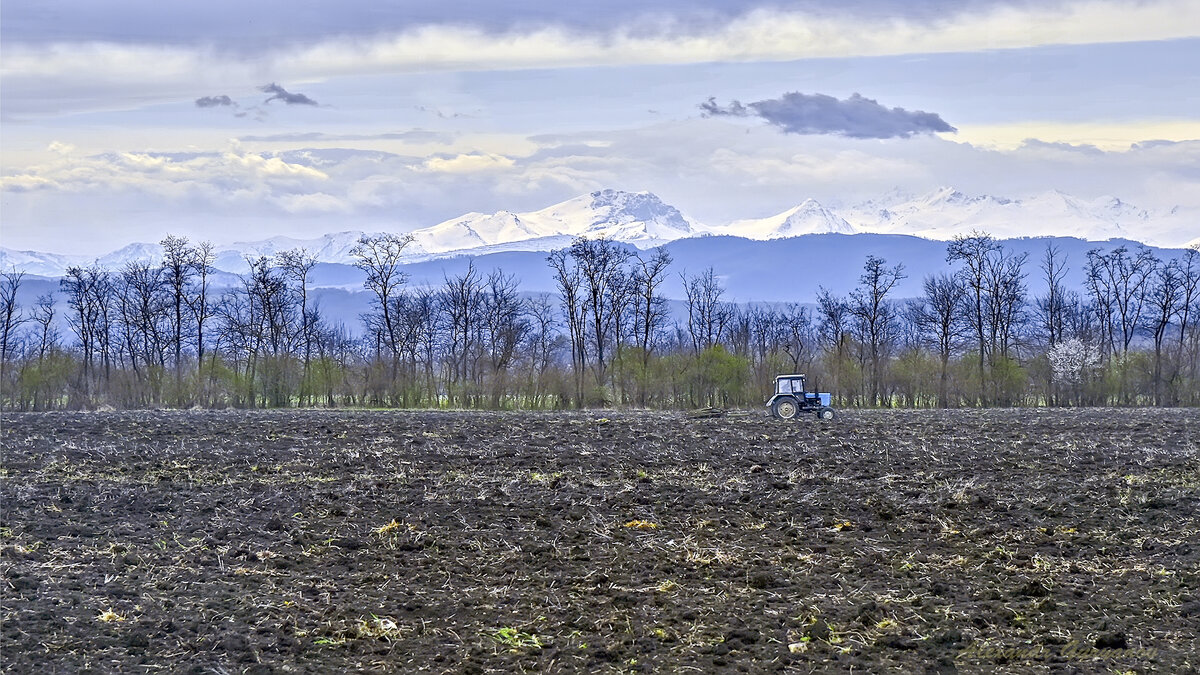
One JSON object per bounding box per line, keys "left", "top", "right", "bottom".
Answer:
{"left": 716, "top": 198, "right": 855, "bottom": 239}
{"left": 2, "top": 188, "right": 1194, "bottom": 278}
{"left": 407, "top": 190, "right": 697, "bottom": 256}
{"left": 840, "top": 186, "right": 1145, "bottom": 242}
{"left": 923, "top": 186, "right": 971, "bottom": 205}
{"left": 546, "top": 189, "right": 695, "bottom": 240}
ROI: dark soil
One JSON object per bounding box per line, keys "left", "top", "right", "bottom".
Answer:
{"left": 2, "top": 408, "right": 1198, "bottom": 673}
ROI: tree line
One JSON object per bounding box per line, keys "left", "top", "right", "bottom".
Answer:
{"left": 1, "top": 232, "right": 1197, "bottom": 411}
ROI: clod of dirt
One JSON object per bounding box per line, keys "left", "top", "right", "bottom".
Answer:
{"left": 1094, "top": 631, "right": 1128, "bottom": 649}
{"left": 331, "top": 537, "right": 363, "bottom": 550}
{"left": 748, "top": 572, "right": 775, "bottom": 589}
{"left": 875, "top": 634, "right": 916, "bottom": 650}
{"left": 933, "top": 629, "right": 963, "bottom": 645}
{"left": 725, "top": 628, "right": 759, "bottom": 648}
{"left": 805, "top": 620, "right": 832, "bottom": 641}
{"left": 856, "top": 601, "right": 880, "bottom": 625}
{"left": 125, "top": 631, "right": 150, "bottom": 653}
{"left": 1180, "top": 601, "right": 1200, "bottom": 618}
{"left": 1015, "top": 580, "right": 1050, "bottom": 597}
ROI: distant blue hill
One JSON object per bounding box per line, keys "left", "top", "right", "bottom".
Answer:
{"left": 315, "top": 233, "right": 1186, "bottom": 303}
{"left": 12, "top": 234, "right": 1191, "bottom": 336}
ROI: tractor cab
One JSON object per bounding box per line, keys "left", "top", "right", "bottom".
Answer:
{"left": 767, "top": 374, "right": 836, "bottom": 420}
{"left": 774, "top": 375, "right": 806, "bottom": 396}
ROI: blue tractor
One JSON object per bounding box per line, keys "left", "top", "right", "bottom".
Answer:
{"left": 766, "top": 374, "right": 836, "bottom": 420}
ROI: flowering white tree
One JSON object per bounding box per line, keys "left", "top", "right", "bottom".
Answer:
{"left": 1048, "top": 338, "right": 1101, "bottom": 404}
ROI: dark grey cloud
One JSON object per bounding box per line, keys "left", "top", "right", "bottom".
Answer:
{"left": 260, "top": 83, "right": 318, "bottom": 106}
{"left": 701, "top": 92, "right": 956, "bottom": 139}
{"left": 2, "top": 1, "right": 1063, "bottom": 49}
{"left": 195, "top": 95, "right": 235, "bottom": 108}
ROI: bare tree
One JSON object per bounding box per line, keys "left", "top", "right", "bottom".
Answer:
{"left": 947, "top": 233, "right": 999, "bottom": 404}
{"left": 0, "top": 271, "right": 28, "bottom": 399}
{"left": 161, "top": 235, "right": 196, "bottom": 402}
{"left": 746, "top": 306, "right": 782, "bottom": 369}
{"left": 31, "top": 294, "right": 58, "bottom": 363}
{"left": 1176, "top": 247, "right": 1199, "bottom": 359}
{"left": 481, "top": 270, "right": 528, "bottom": 406}
{"left": 278, "top": 248, "right": 319, "bottom": 403}
{"left": 115, "top": 260, "right": 169, "bottom": 404}
{"left": 947, "top": 233, "right": 1028, "bottom": 404}
{"left": 1084, "top": 245, "right": 1157, "bottom": 356}
{"left": 911, "top": 273, "right": 968, "bottom": 407}
{"left": 985, "top": 248, "right": 1028, "bottom": 363}
{"left": 522, "top": 295, "right": 560, "bottom": 407}
{"left": 1180, "top": 248, "right": 1200, "bottom": 405}
{"left": 682, "top": 267, "right": 732, "bottom": 353}
{"left": 188, "top": 241, "right": 217, "bottom": 403}
{"left": 570, "top": 238, "right": 634, "bottom": 391}
{"left": 439, "top": 263, "right": 486, "bottom": 406}
{"left": 26, "top": 293, "right": 60, "bottom": 411}
{"left": 816, "top": 288, "right": 852, "bottom": 406}
{"left": 850, "top": 255, "right": 906, "bottom": 406}
{"left": 1145, "top": 258, "right": 1182, "bottom": 404}
{"left": 780, "top": 305, "right": 814, "bottom": 373}
{"left": 547, "top": 248, "right": 587, "bottom": 405}
{"left": 62, "top": 265, "right": 116, "bottom": 403}
{"left": 629, "top": 248, "right": 672, "bottom": 405}
{"left": 351, "top": 233, "right": 414, "bottom": 377}
{"left": 1037, "top": 244, "right": 1070, "bottom": 347}
{"left": 406, "top": 287, "right": 440, "bottom": 403}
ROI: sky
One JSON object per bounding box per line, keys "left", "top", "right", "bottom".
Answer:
{"left": 1, "top": 0, "right": 1198, "bottom": 255}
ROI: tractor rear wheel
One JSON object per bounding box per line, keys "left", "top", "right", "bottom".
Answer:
{"left": 818, "top": 406, "right": 836, "bottom": 421}
{"left": 772, "top": 397, "right": 799, "bottom": 420}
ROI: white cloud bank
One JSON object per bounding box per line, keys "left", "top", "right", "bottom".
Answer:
{"left": 3, "top": 120, "right": 1198, "bottom": 253}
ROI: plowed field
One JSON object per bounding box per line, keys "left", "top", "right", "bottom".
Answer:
{"left": 2, "top": 409, "right": 1198, "bottom": 673}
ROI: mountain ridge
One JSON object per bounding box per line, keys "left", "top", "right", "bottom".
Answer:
{"left": 2, "top": 187, "right": 1194, "bottom": 277}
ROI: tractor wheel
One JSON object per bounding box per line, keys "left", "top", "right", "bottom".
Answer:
{"left": 772, "top": 397, "right": 799, "bottom": 420}
{"left": 818, "top": 407, "right": 836, "bottom": 421}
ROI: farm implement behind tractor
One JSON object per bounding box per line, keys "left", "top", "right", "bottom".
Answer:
{"left": 766, "top": 374, "right": 836, "bottom": 420}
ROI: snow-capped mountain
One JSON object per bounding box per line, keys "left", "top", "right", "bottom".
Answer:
{"left": 713, "top": 199, "right": 855, "bottom": 239}
{"left": 0, "top": 249, "right": 86, "bottom": 277}
{"left": 841, "top": 187, "right": 1146, "bottom": 242}
{"left": 96, "top": 243, "right": 167, "bottom": 269}
{"left": 0, "top": 190, "right": 700, "bottom": 276}
{"left": 406, "top": 189, "right": 697, "bottom": 256}
{"left": 2, "top": 187, "right": 1193, "bottom": 279}
{"left": 214, "top": 231, "right": 370, "bottom": 271}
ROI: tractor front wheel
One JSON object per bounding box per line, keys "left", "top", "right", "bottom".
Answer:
{"left": 772, "top": 397, "right": 799, "bottom": 420}
{"left": 818, "top": 406, "right": 836, "bottom": 421}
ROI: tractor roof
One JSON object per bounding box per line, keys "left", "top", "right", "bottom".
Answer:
{"left": 775, "top": 374, "right": 805, "bottom": 380}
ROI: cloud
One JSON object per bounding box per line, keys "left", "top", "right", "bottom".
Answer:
{"left": 47, "top": 141, "right": 76, "bottom": 155}
{"left": 4, "top": 0, "right": 1198, "bottom": 118}
{"left": 702, "top": 92, "right": 955, "bottom": 139}
{"left": 195, "top": 94, "right": 235, "bottom": 108}
{"left": 953, "top": 120, "right": 1200, "bottom": 151}
{"left": 274, "top": 192, "right": 349, "bottom": 214}
{"left": 4, "top": 120, "right": 1198, "bottom": 254}
{"left": 239, "top": 130, "right": 454, "bottom": 143}
{"left": 422, "top": 153, "right": 515, "bottom": 173}
{"left": 260, "top": 83, "right": 318, "bottom": 106}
